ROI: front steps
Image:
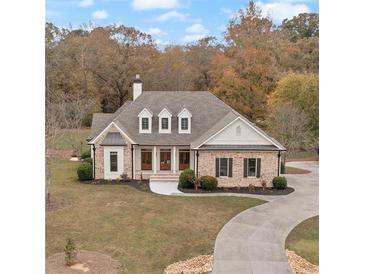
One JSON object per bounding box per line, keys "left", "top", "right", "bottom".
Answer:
{"left": 150, "top": 173, "right": 179, "bottom": 183}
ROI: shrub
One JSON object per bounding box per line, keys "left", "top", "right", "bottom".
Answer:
{"left": 200, "top": 176, "right": 218, "bottom": 191}
{"left": 179, "top": 169, "right": 195, "bottom": 188}
{"left": 281, "top": 162, "right": 286, "bottom": 174}
{"left": 261, "top": 180, "right": 267, "bottom": 191}
{"left": 248, "top": 183, "right": 255, "bottom": 192}
{"left": 83, "top": 157, "right": 92, "bottom": 164}
{"left": 81, "top": 150, "right": 91, "bottom": 159}
{"left": 77, "top": 162, "right": 93, "bottom": 181}
{"left": 272, "top": 176, "right": 287, "bottom": 189}
{"left": 64, "top": 238, "right": 76, "bottom": 266}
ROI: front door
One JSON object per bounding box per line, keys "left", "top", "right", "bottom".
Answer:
{"left": 179, "top": 150, "right": 190, "bottom": 170}
{"left": 141, "top": 149, "right": 152, "bottom": 170}
{"left": 160, "top": 149, "right": 171, "bottom": 170}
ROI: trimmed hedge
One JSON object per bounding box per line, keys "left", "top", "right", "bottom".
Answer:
{"left": 179, "top": 169, "right": 195, "bottom": 188}
{"left": 272, "top": 176, "right": 287, "bottom": 190}
{"left": 200, "top": 176, "right": 218, "bottom": 191}
{"left": 83, "top": 157, "right": 92, "bottom": 164}
{"left": 77, "top": 162, "right": 93, "bottom": 181}
{"left": 281, "top": 162, "right": 285, "bottom": 174}
{"left": 81, "top": 150, "right": 91, "bottom": 160}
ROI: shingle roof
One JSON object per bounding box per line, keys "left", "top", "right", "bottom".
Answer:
{"left": 100, "top": 132, "right": 126, "bottom": 146}
{"left": 111, "top": 91, "right": 236, "bottom": 145}
{"left": 199, "top": 144, "right": 280, "bottom": 151}
{"left": 89, "top": 91, "right": 285, "bottom": 150}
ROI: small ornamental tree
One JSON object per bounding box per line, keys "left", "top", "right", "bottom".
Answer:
{"left": 64, "top": 238, "right": 77, "bottom": 266}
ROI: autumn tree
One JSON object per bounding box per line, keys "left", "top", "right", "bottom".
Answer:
{"left": 266, "top": 104, "right": 311, "bottom": 154}
{"left": 268, "top": 73, "right": 319, "bottom": 141}
{"left": 281, "top": 13, "right": 319, "bottom": 42}
{"left": 210, "top": 1, "right": 280, "bottom": 122}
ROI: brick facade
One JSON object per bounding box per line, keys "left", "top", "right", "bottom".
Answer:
{"left": 198, "top": 151, "right": 279, "bottom": 187}
{"left": 94, "top": 125, "right": 132, "bottom": 179}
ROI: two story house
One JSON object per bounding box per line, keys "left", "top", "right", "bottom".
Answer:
{"left": 87, "top": 75, "right": 286, "bottom": 187}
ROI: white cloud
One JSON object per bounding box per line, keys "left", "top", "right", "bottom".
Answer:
{"left": 182, "top": 23, "right": 209, "bottom": 43}
{"left": 79, "top": 0, "right": 94, "bottom": 8}
{"left": 92, "top": 10, "right": 109, "bottom": 19}
{"left": 182, "top": 34, "right": 207, "bottom": 43}
{"left": 156, "top": 10, "right": 189, "bottom": 22}
{"left": 132, "top": 0, "right": 180, "bottom": 10}
{"left": 257, "top": 1, "right": 310, "bottom": 23}
{"left": 185, "top": 23, "right": 208, "bottom": 34}
{"left": 147, "top": 27, "right": 167, "bottom": 36}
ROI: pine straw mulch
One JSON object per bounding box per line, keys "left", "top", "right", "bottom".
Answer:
{"left": 164, "top": 255, "right": 213, "bottom": 274}
{"left": 287, "top": 250, "right": 319, "bottom": 274}
{"left": 164, "top": 251, "right": 318, "bottom": 274}
{"left": 46, "top": 250, "right": 122, "bottom": 274}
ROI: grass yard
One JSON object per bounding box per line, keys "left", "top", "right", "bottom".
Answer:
{"left": 46, "top": 160, "right": 265, "bottom": 274}
{"left": 284, "top": 166, "right": 311, "bottom": 174}
{"left": 285, "top": 215, "right": 319, "bottom": 265}
{"left": 286, "top": 151, "right": 319, "bottom": 162}
{"left": 54, "top": 128, "right": 91, "bottom": 151}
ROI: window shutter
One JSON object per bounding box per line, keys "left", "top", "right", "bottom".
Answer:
{"left": 215, "top": 158, "right": 220, "bottom": 177}
{"left": 228, "top": 158, "right": 233, "bottom": 177}
{"left": 256, "top": 158, "right": 261, "bottom": 178}
{"left": 243, "top": 158, "right": 248, "bottom": 177}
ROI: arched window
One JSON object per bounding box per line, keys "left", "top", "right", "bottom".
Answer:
{"left": 236, "top": 126, "right": 242, "bottom": 136}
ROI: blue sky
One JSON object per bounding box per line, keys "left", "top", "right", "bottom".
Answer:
{"left": 46, "top": 0, "right": 319, "bottom": 45}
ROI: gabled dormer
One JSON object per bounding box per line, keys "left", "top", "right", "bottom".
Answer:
{"left": 158, "top": 107, "right": 172, "bottom": 134}
{"left": 178, "top": 108, "right": 192, "bottom": 134}
{"left": 138, "top": 108, "right": 153, "bottom": 134}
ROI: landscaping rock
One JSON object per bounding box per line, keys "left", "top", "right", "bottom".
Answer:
{"left": 164, "top": 255, "right": 213, "bottom": 274}
{"left": 286, "top": 249, "right": 319, "bottom": 274}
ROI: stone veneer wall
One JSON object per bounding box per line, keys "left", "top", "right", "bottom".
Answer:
{"left": 94, "top": 125, "right": 132, "bottom": 179}
{"left": 198, "top": 151, "right": 279, "bottom": 187}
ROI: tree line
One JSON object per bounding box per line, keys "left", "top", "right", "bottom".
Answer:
{"left": 46, "top": 1, "right": 319, "bottom": 152}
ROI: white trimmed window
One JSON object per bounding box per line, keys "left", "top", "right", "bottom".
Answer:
{"left": 215, "top": 158, "right": 233, "bottom": 177}
{"left": 243, "top": 158, "right": 261, "bottom": 178}
{"left": 178, "top": 108, "right": 192, "bottom": 134}
{"left": 158, "top": 108, "right": 172, "bottom": 134}
{"left": 138, "top": 108, "right": 153, "bottom": 134}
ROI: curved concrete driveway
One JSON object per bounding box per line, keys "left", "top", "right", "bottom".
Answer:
{"left": 212, "top": 161, "right": 319, "bottom": 274}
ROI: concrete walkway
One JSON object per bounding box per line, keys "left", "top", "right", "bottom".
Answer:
{"left": 212, "top": 161, "right": 319, "bottom": 274}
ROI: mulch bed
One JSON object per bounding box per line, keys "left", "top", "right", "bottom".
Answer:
{"left": 287, "top": 250, "right": 319, "bottom": 274}
{"left": 46, "top": 250, "right": 122, "bottom": 274}
{"left": 178, "top": 186, "right": 294, "bottom": 195}
{"left": 81, "top": 179, "right": 151, "bottom": 192}
{"left": 165, "top": 255, "right": 213, "bottom": 274}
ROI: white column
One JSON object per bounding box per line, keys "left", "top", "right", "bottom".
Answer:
{"left": 153, "top": 146, "right": 157, "bottom": 174}
{"left": 173, "top": 146, "right": 176, "bottom": 173}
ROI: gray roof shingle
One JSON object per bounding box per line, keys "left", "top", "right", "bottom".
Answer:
{"left": 89, "top": 91, "right": 285, "bottom": 150}
{"left": 199, "top": 144, "right": 280, "bottom": 151}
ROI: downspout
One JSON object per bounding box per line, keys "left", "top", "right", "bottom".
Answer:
{"left": 131, "top": 144, "right": 134, "bottom": 180}
{"left": 92, "top": 144, "right": 96, "bottom": 179}
{"left": 277, "top": 150, "right": 281, "bottom": 176}
{"left": 196, "top": 150, "right": 199, "bottom": 177}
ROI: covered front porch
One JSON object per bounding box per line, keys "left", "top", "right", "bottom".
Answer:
{"left": 132, "top": 145, "right": 195, "bottom": 179}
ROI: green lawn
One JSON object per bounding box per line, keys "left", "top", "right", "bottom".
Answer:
{"left": 286, "top": 151, "right": 319, "bottom": 162}
{"left": 54, "top": 128, "right": 91, "bottom": 151}
{"left": 284, "top": 166, "right": 311, "bottom": 174}
{"left": 285, "top": 215, "right": 319, "bottom": 265}
{"left": 46, "top": 160, "right": 265, "bottom": 273}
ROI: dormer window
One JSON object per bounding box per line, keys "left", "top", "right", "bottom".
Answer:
{"left": 138, "top": 108, "right": 153, "bottom": 134}
{"left": 142, "top": 118, "right": 149, "bottom": 130}
{"left": 158, "top": 108, "right": 172, "bottom": 134}
{"left": 181, "top": 118, "right": 188, "bottom": 130}
{"left": 178, "top": 108, "right": 192, "bottom": 134}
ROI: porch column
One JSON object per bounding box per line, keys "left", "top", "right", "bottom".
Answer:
{"left": 173, "top": 146, "right": 176, "bottom": 174}
{"left": 153, "top": 146, "right": 157, "bottom": 174}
